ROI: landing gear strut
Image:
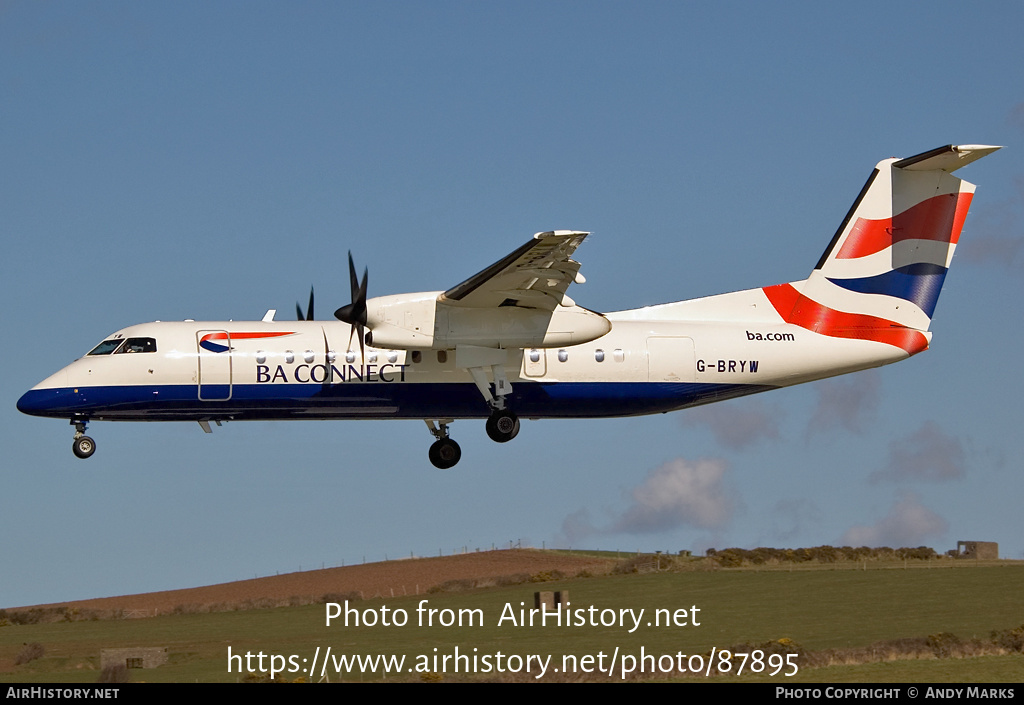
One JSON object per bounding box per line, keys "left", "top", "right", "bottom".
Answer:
{"left": 425, "top": 419, "right": 461, "bottom": 469}
{"left": 457, "top": 346, "right": 523, "bottom": 446}
{"left": 71, "top": 419, "right": 96, "bottom": 459}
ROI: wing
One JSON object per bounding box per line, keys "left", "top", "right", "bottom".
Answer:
{"left": 439, "top": 230, "right": 589, "bottom": 310}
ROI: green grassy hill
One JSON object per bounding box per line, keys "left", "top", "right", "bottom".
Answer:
{"left": 2, "top": 557, "right": 1022, "bottom": 682}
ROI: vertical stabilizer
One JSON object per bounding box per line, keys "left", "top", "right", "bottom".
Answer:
{"left": 763, "top": 145, "right": 999, "bottom": 355}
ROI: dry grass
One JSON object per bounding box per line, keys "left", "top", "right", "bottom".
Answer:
{"left": 2, "top": 549, "right": 614, "bottom": 621}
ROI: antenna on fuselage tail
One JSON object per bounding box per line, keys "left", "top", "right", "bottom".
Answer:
{"left": 334, "top": 252, "right": 369, "bottom": 359}
{"left": 296, "top": 286, "right": 315, "bottom": 321}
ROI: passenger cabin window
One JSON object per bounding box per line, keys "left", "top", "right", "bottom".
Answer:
{"left": 595, "top": 349, "right": 605, "bottom": 362}
{"left": 557, "top": 350, "right": 568, "bottom": 362}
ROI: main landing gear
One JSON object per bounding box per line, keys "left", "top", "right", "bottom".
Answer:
{"left": 423, "top": 348, "right": 523, "bottom": 468}
{"left": 71, "top": 419, "right": 96, "bottom": 459}
{"left": 466, "top": 350, "right": 520, "bottom": 444}
{"left": 423, "top": 407, "right": 520, "bottom": 469}
{"left": 485, "top": 408, "right": 519, "bottom": 443}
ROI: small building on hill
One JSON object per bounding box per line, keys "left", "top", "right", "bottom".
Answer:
{"left": 955, "top": 541, "right": 998, "bottom": 559}
{"left": 100, "top": 647, "right": 167, "bottom": 670}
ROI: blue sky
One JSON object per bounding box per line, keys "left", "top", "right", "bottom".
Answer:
{"left": 2, "top": 2, "right": 1022, "bottom": 608}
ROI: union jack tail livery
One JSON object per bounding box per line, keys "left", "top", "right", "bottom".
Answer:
{"left": 762, "top": 144, "right": 999, "bottom": 356}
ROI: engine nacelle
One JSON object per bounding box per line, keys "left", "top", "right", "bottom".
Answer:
{"left": 364, "top": 292, "right": 439, "bottom": 349}
{"left": 437, "top": 304, "right": 610, "bottom": 349}
{"left": 363, "top": 292, "right": 611, "bottom": 351}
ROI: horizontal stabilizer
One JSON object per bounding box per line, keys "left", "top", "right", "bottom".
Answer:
{"left": 894, "top": 144, "right": 1001, "bottom": 173}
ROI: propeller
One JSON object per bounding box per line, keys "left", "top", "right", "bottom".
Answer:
{"left": 296, "top": 286, "right": 315, "bottom": 321}
{"left": 334, "top": 252, "right": 369, "bottom": 357}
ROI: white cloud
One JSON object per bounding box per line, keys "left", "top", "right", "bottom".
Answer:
{"left": 871, "top": 421, "right": 966, "bottom": 483}
{"left": 840, "top": 494, "right": 947, "bottom": 547}
{"left": 613, "top": 458, "right": 736, "bottom": 533}
{"left": 558, "top": 508, "right": 597, "bottom": 546}
{"left": 807, "top": 370, "right": 880, "bottom": 436}
{"left": 682, "top": 399, "right": 781, "bottom": 449}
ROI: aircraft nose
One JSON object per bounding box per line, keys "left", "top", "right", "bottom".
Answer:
{"left": 17, "top": 370, "right": 72, "bottom": 417}
{"left": 17, "top": 388, "right": 54, "bottom": 416}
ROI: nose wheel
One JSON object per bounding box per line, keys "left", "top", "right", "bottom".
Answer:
{"left": 73, "top": 436, "right": 96, "bottom": 459}
{"left": 71, "top": 420, "right": 96, "bottom": 459}
{"left": 428, "top": 438, "right": 462, "bottom": 469}
{"left": 425, "top": 419, "right": 461, "bottom": 469}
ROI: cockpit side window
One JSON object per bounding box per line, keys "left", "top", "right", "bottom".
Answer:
{"left": 115, "top": 337, "right": 157, "bottom": 354}
{"left": 87, "top": 339, "right": 124, "bottom": 356}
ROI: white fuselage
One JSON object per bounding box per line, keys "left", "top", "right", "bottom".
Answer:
{"left": 18, "top": 284, "right": 910, "bottom": 424}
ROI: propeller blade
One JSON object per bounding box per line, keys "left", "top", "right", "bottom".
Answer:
{"left": 348, "top": 252, "right": 360, "bottom": 303}
{"left": 296, "top": 286, "right": 315, "bottom": 321}
{"left": 346, "top": 324, "right": 361, "bottom": 359}
{"left": 335, "top": 252, "right": 369, "bottom": 360}
{"left": 322, "top": 328, "right": 333, "bottom": 387}
{"left": 334, "top": 253, "right": 368, "bottom": 327}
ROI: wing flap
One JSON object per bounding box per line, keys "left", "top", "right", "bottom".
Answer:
{"left": 440, "top": 230, "right": 589, "bottom": 310}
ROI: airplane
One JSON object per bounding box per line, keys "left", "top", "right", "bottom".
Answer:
{"left": 17, "top": 144, "right": 999, "bottom": 468}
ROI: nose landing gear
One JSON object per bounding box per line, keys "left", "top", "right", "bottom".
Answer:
{"left": 71, "top": 419, "right": 96, "bottom": 459}
{"left": 425, "top": 419, "right": 461, "bottom": 469}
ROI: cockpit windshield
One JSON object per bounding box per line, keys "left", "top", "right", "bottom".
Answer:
{"left": 117, "top": 338, "right": 157, "bottom": 353}
{"left": 87, "top": 339, "right": 123, "bottom": 355}
{"left": 87, "top": 337, "right": 157, "bottom": 355}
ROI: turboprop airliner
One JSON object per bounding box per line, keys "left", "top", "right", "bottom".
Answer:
{"left": 18, "top": 144, "right": 999, "bottom": 468}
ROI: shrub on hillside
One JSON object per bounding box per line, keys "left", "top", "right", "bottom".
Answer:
{"left": 320, "top": 592, "right": 361, "bottom": 604}
{"left": 494, "top": 573, "right": 530, "bottom": 587}
{"left": 926, "top": 632, "right": 963, "bottom": 657}
{"left": 705, "top": 544, "right": 943, "bottom": 568}
{"left": 991, "top": 624, "right": 1024, "bottom": 652}
{"left": 612, "top": 554, "right": 675, "bottom": 574}
{"left": 529, "top": 570, "right": 566, "bottom": 583}
{"left": 15, "top": 642, "right": 44, "bottom": 665}
{"left": 427, "top": 578, "right": 478, "bottom": 594}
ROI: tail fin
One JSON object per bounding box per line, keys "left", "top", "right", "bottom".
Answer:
{"left": 763, "top": 144, "right": 1000, "bottom": 355}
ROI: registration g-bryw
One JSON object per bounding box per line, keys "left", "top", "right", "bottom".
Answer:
{"left": 18, "top": 145, "right": 999, "bottom": 468}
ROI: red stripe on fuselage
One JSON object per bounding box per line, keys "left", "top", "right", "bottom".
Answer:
{"left": 762, "top": 283, "right": 928, "bottom": 355}
{"left": 200, "top": 331, "right": 296, "bottom": 343}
